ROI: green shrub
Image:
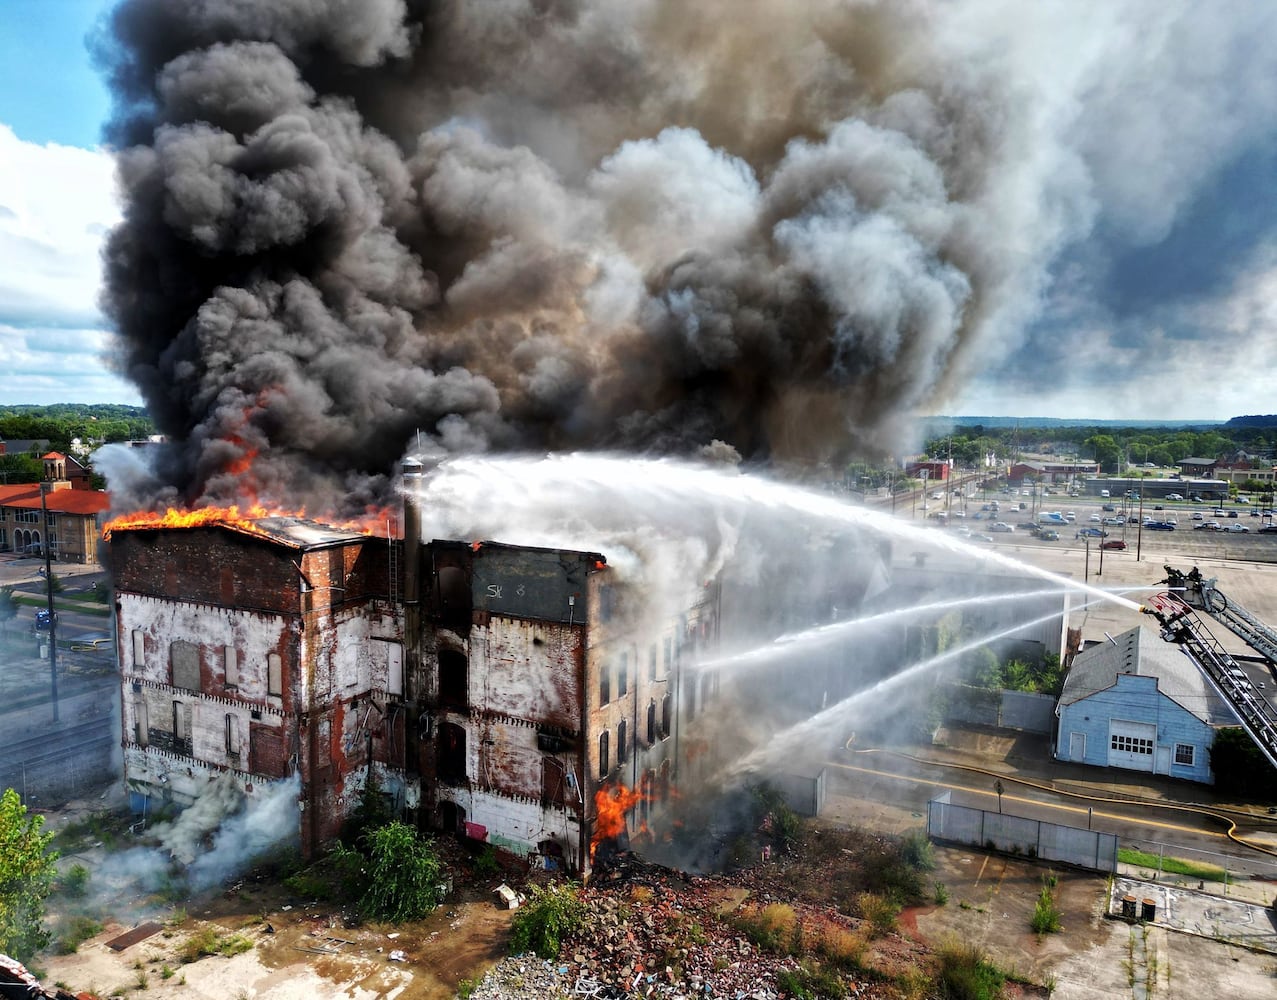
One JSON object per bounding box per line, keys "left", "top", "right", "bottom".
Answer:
{"left": 776, "top": 960, "right": 848, "bottom": 999}
{"left": 473, "top": 846, "right": 500, "bottom": 877}
{"left": 857, "top": 892, "right": 899, "bottom": 938}
{"left": 936, "top": 939, "right": 1006, "bottom": 1000}
{"left": 59, "top": 863, "right": 90, "bottom": 898}
{"left": 177, "top": 927, "right": 252, "bottom": 963}
{"left": 54, "top": 915, "right": 102, "bottom": 954}
{"left": 900, "top": 829, "right": 935, "bottom": 872}
{"left": 508, "top": 883, "right": 585, "bottom": 959}
{"left": 934, "top": 881, "right": 949, "bottom": 905}
{"left": 358, "top": 822, "right": 443, "bottom": 922}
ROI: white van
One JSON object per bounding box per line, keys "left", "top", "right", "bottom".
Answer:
{"left": 1099, "top": 489, "right": 1110, "bottom": 498}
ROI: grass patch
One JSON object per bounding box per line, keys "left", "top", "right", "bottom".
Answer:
{"left": 177, "top": 927, "right": 253, "bottom": 963}
{"left": 1118, "top": 848, "right": 1231, "bottom": 883}
{"left": 1030, "top": 884, "right": 1062, "bottom": 935}
{"left": 857, "top": 892, "right": 899, "bottom": 938}
{"left": 776, "top": 960, "right": 848, "bottom": 999}
{"left": 54, "top": 915, "right": 103, "bottom": 955}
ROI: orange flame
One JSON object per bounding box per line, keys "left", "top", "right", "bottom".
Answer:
{"left": 590, "top": 783, "right": 648, "bottom": 863}
{"left": 102, "top": 503, "right": 395, "bottom": 542}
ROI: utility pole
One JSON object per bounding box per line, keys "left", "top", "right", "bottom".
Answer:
{"left": 39, "top": 483, "right": 60, "bottom": 723}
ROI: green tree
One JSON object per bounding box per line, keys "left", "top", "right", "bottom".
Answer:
{"left": 1083, "top": 434, "right": 1122, "bottom": 473}
{"left": 0, "top": 788, "right": 58, "bottom": 961}
{"left": 356, "top": 822, "right": 443, "bottom": 922}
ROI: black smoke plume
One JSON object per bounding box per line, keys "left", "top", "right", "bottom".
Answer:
{"left": 95, "top": 0, "right": 1074, "bottom": 512}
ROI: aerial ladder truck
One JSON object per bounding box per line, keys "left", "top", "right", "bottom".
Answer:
{"left": 1138, "top": 566, "right": 1277, "bottom": 770}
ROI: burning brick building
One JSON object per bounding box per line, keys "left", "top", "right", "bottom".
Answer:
{"left": 108, "top": 463, "right": 717, "bottom": 872}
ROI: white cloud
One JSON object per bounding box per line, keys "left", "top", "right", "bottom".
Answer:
{"left": 0, "top": 123, "right": 136, "bottom": 403}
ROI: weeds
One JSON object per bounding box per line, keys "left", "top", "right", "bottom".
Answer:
{"left": 776, "top": 960, "right": 848, "bottom": 999}
{"left": 732, "top": 903, "right": 798, "bottom": 954}
{"left": 934, "top": 882, "right": 949, "bottom": 906}
{"left": 935, "top": 938, "right": 1006, "bottom": 1000}
{"left": 473, "top": 846, "right": 500, "bottom": 877}
{"left": 1030, "top": 874, "right": 1062, "bottom": 936}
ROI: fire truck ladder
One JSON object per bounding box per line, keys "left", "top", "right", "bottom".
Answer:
{"left": 1161, "top": 564, "right": 1277, "bottom": 667}
{"left": 1140, "top": 591, "right": 1277, "bottom": 771}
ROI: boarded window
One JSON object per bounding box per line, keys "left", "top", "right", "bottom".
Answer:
{"left": 223, "top": 646, "right": 238, "bottom": 687}
{"left": 267, "top": 652, "right": 283, "bottom": 696}
{"left": 617, "top": 720, "right": 628, "bottom": 764}
{"left": 132, "top": 630, "right": 145, "bottom": 669}
{"left": 171, "top": 641, "right": 200, "bottom": 692}
{"left": 387, "top": 642, "right": 403, "bottom": 696}
{"left": 225, "top": 714, "right": 240, "bottom": 755}
{"left": 541, "top": 756, "right": 567, "bottom": 808}
{"left": 219, "top": 566, "right": 235, "bottom": 603}
{"left": 317, "top": 717, "right": 331, "bottom": 767}
{"left": 439, "top": 648, "right": 467, "bottom": 706}
{"left": 173, "top": 701, "right": 186, "bottom": 740}
{"left": 598, "top": 730, "right": 609, "bottom": 778}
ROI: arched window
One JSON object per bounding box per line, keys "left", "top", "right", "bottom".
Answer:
{"left": 661, "top": 693, "right": 671, "bottom": 739}
{"left": 598, "top": 730, "right": 610, "bottom": 778}
{"left": 618, "top": 720, "right": 628, "bottom": 764}
{"left": 646, "top": 702, "right": 657, "bottom": 745}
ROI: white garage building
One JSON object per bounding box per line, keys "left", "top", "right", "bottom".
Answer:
{"left": 1055, "top": 625, "right": 1238, "bottom": 784}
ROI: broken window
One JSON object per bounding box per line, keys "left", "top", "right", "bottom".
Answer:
{"left": 133, "top": 692, "right": 148, "bottom": 746}
{"left": 599, "top": 661, "right": 611, "bottom": 706}
{"left": 223, "top": 646, "right": 238, "bottom": 687}
{"left": 171, "top": 640, "right": 200, "bottom": 692}
{"left": 225, "top": 714, "right": 240, "bottom": 756}
{"left": 267, "top": 652, "right": 283, "bottom": 696}
{"left": 438, "top": 648, "right": 468, "bottom": 706}
{"left": 438, "top": 723, "right": 467, "bottom": 785}
{"left": 618, "top": 720, "right": 628, "bottom": 764}
{"left": 541, "top": 756, "right": 567, "bottom": 808}
{"left": 132, "top": 630, "right": 145, "bottom": 669}
{"left": 598, "top": 730, "right": 609, "bottom": 778}
{"left": 618, "top": 652, "right": 628, "bottom": 697}
{"left": 647, "top": 702, "right": 657, "bottom": 745}
{"left": 661, "top": 693, "right": 671, "bottom": 738}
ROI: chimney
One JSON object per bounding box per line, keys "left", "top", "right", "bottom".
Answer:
{"left": 401, "top": 457, "right": 424, "bottom": 606}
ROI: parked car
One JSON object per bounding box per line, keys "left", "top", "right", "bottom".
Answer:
{"left": 1152, "top": 504, "right": 1164, "bottom": 511}
{"left": 1101, "top": 503, "right": 1116, "bottom": 512}
{"left": 1089, "top": 514, "right": 1102, "bottom": 522}
{"left": 1225, "top": 523, "right": 1250, "bottom": 533}
{"left": 972, "top": 533, "right": 994, "bottom": 542}
{"left": 990, "top": 522, "right": 1014, "bottom": 532}
{"left": 1228, "top": 511, "right": 1239, "bottom": 518}
{"left": 1191, "top": 512, "right": 1205, "bottom": 520}
{"left": 1259, "top": 525, "right": 1277, "bottom": 534}
{"left": 1079, "top": 527, "right": 1107, "bottom": 537}
{"left": 1127, "top": 516, "right": 1141, "bottom": 525}
{"left": 1145, "top": 521, "right": 1175, "bottom": 531}
{"left": 1064, "top": 511, "right": 1076, "bottom": 521}
{"left": 1101, "top": 540, "right": 1127, "bottom": 550}
{"left": 1165, "top": 493, "right": 1184, "bottom": 501}
{"left": 1039, "top": 530, "right": 1060, "bottom": 541}
{"left": 1103, "top": 516, "right": 1123, "bottom": 526}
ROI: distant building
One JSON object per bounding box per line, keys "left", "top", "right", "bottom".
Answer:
{"left": 0, "top": 482, "right": 109, "bottom": 563}
{"left": 1177, "top": 457, "right": 1218, "bottom": 478}
{"left": 1009, "top": 460, "right": 1099, "bottom": 485}
{"left": 1054, "top": 626, "right": 1236, "bottom": 784}
{"left": 0, "top": 438, "right": 51, "bottom": 457}
{"left": 906, "top": 461, "right": 949, "bottom": 482}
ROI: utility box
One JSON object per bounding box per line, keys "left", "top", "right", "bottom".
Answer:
{"left": 768, "top": 767, "right": 826, "bottom": 817}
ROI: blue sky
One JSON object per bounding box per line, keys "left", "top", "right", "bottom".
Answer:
{"left": 3, "top": 2, "right": 1277, "bottom": 424}
{"left": 0, "top": 0, "right": 137, "bottom": 407}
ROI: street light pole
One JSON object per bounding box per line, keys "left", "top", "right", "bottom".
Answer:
{"left": 39, "top": 483, "right": 60, "bottom": 723}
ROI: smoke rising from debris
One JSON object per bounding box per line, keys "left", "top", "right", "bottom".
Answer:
{"left": 97, "top": 774, "right": 300, "bottom": 898}
{"left": 95, "top": 0, "right": 1115, "bottom": 512}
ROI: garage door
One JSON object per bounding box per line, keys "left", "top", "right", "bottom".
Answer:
{"left": 1108, "top": 720, "right": 1156, "bottom": 772}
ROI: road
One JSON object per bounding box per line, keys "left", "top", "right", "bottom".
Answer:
{"left": 821, "top": 746, "right": 1277, "bottom": 879}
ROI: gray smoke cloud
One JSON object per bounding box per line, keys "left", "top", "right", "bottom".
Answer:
{"left": 93, "top": 0, "right": 1274, "bottom": 512}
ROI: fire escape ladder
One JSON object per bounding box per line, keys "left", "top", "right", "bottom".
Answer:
{"left": 1144, "top": 594, "right": 1277, "bottom": 772}
{"left": 387, "top": 525, "right": 400, "bottom": 605}
{"left": 1198, "top": 583, "right": 1277, "bottom": 667}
